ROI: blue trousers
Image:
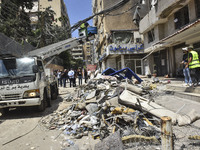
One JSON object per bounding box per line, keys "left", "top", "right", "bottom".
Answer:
{"left": 183, "top": 68, "right": 192, "bottom": 84}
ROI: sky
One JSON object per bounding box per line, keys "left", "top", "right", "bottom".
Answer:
{"left": 64, "top": 0, "right": 93, "bottom": 37}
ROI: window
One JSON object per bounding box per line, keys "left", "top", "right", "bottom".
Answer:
{"left": 148, "top": 29, "right": 155, "bottom": 43}
{"left": 48, "top": 0, "right": 52, "bottom": 1}
{"left": 174, "top": 5, "right": 189, "bottom": 29}
{"left": 37, "top": 60, "right": 44, "bottom": 72}
{"left": 195, "top": 0, "right": 200, "bottom": 18}
{"left": 112, "top": 31, "right": 134, "bottom": 44}
{"left": 124, "top": 59, "right": 142, "bottom": 74}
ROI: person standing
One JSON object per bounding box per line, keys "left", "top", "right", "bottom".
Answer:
{"left": 66, "top": 69, "right": 69, "bottom": 83}
{"left": 87, "top": 69, "right": 91, "bottom": 79}
{"left": 73, "top": 69, "right": 77, "bottom": 87}
{"left": 57, "top": 70, "right": 62, "bottom": 87}
{"left": 84, "top": 68, "right": 88, "bottom": 83}
{"left": 62, "top": 69, "right": 68, "bottom": 88}
{"left": 77, "top": 68, "right": 82, "bottom": 86}
{"left": 68, "top": 68, "right": 74, "bottom": 87}
{"left": 181, "top": 47, "right": 192, "bottom": 86}
{"left": 186, "top": 46, "right": 200, "bottom": 86}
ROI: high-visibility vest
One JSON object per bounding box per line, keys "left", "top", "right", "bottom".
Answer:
{"left": 188, "top": 50, "right": 200, "bottom": 69}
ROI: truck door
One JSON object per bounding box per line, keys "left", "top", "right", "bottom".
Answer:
{"left": 37, "top": 60, "right": 45, "bottom": 81}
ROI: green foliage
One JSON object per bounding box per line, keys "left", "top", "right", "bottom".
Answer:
{"left": 0, "top": 0, "right": 33, "bottom": 43}
{"left": 28, "top": 7, "right": 71, "bottom": 48}
{"left": 0, "top": 1, "right": 79, "bottom": 69}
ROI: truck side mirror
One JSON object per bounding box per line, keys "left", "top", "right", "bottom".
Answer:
{"left": 32, "top": 65, "right": 39, "bottom": 73}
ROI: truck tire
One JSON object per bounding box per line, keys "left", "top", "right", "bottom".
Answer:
{"left": 0, "top": 108, "right": 9, "bottom": 116}
{"left": 37, "top": 90, "right": 47, "bottom": 112}
{"left": 47, "top": 92, "right": 52, "bottom": 107}
{"left": 51, "top": 84, "right": 58, "bottom": 100}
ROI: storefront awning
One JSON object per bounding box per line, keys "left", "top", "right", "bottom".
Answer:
{"left": 156, "top": 19, "right": 200, "bottom": 46}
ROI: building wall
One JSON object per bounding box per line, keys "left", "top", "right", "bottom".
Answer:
{"left": 93, "top": 0, "right": 144, "bottom": 74}
{"left": 106, "top": 58, "right": 116, "bottom": 69}
{"left": 83, "top": 42, "right": 92, "bottom": 65}
{"left": 71, "top": 45, "right": 83, "bottom": 60}
{"left": 139, "top": 0, "right": 200, "bottom": 77}
{"left": 103, "top": 0, "right": 138, "bottom": 31}
{"left": 39, "top": 0, "right": 68, "bottom": 27}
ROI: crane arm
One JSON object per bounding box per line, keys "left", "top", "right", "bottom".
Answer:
{"left": 27, "top": 37, "right": 85, "bottom": 60}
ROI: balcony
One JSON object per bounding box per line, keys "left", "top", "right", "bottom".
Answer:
{"left": 157, "top": 0, "right": 189, "bottom": 18}
{"left": 139, "top": 7, "right": 166, "bottom": 33}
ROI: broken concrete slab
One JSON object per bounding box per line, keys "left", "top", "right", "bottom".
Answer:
{"left": 119, "top": 90, "right": 178, "bottom": 124}
{"left": 85, "top": 103, "right": 99, "bottom": 114}
{"left": 86, "top": 90, "right": 96, "bottom": 100}
{"left": 120, "top": 82, "right": 143, "bottom": 95}
{"left": 95, "top": 131, "right": 123, "bottom": 150}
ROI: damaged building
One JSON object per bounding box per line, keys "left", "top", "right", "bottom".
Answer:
{"left": 92, "top": 0, "right": 147, "bottom": 74}
{"left": 92, "top": 0, "right": 200, "bottom": 77}
{"left": 140, "top": 0, "right": 200, "bottom": 77}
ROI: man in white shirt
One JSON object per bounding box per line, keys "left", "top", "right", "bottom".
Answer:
{"left": 68, "top": 68, "right": 74, "bottom": 87}
{"left": 87, "top": 69, "right": 91, "bottom": 79}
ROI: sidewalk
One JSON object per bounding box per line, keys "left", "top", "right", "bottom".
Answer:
{"left": 141, "top": 76, "right": 200, "bottom": 127}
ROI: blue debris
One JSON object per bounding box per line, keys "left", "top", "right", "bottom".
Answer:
{"left": 102, "top": 67, "right": 143, "bottom": 83}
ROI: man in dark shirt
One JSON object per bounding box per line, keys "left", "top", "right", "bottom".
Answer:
{"left": 62, "top": 69, "right": 68, "bottom": 87}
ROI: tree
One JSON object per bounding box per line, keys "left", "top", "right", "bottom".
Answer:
{"left": 28, "top": 7, "right": 71, "bottom": 48}
{"left": 0, "top": 0, "right": 33, "bottom": 43}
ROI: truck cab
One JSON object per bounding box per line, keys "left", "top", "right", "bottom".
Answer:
{"left": 0, "top": 56, "right": 58, "bottom": 112}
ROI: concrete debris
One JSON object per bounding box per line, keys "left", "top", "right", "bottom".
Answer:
{"left": 188, "top": 135, "right": 200, "bottom": 140}
{"left": 177, "top": 109, "right": 200, "bottom": 126}
{"left": 95, "top": 131, "right": 124, "bottom": 150}
{"left": 39, "top": 74, "right": 200, "bottom": 149}
{"left": 86, "top": 90, "right": 96, "bottom": 100}
{"left": 122, "top": 134, "right": 160, "bottom": 144}
{"left": 85, "top": 103, "right": 99, "bottom": 114}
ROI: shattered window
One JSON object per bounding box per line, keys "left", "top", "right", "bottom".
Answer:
{"left": 148, "top": 29, "right": 155, "bottom": 43}
{"left": 195, "top": 0, "right": 200, "bottom": 18}
{"left": 112, "top": 32, "right": 134, "bottom": 44}
{"left": 174, "top": 5, "right": 189, "bottom": 29}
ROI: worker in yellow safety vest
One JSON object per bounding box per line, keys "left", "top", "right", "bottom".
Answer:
{"left": 186, "top": 46, "right": 200, "bottom": 86}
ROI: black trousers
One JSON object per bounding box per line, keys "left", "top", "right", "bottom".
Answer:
{"left": 69, "top": 78, "right": 74, "bottom": 87}
{"left": 190, "top": 67, "right": 200, "bottom": 84}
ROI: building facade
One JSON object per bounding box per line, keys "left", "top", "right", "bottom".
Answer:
{"left": 71, "top": 45, "right": 84, "bottom": 60}
{"left": 139, "top": 0, "right": 200, "bottom": 77}
{"left": 83, "top": 41, "right": 92, "bottom": 65}
{"left": 92, "top": 0, "right": 145, "bottom": 73}
{"left": 26, "top": 0, "right": 70, "bottom": 28}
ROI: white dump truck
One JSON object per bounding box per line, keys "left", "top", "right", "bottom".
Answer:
{"left": 0, "top": 37, "right": 84, "bottom": 113}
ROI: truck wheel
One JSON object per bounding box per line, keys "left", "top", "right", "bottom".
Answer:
{"left": 47, "top": 93, "right": 52, "bottom": 107}
{"left": 51, "top": 85, "right": 58, "bottom": 100}
{"left": 0, "top": 108, "right": 9, "bottom": 116}
{"left": 37, "top": 90, "right": 47, "bottom": 112}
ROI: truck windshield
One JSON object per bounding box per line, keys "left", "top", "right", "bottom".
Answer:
{"left": 0, "top": 57, "right": 35, "bottom": 77}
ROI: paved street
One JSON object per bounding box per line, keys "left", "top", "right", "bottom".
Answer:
{"left": 0, "top": 77, "right": 200, "bottom": 150}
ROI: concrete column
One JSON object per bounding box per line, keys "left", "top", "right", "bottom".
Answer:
{"left": 161, "top": 116, "right": 174, "bottom": 150}
{"left": 102, "top": 61, "right": 106, "bottom": 71}
{"left": 121, "top": 55, "right": 125, "bottom": 69}
{"left": 168, "top": 47, "right": 175, "bottom": 77}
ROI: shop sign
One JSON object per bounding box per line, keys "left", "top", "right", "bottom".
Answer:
{"left": 108, "top": 44, "right": 144, "bottom": 54}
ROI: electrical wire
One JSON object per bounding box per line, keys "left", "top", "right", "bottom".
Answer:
{"left": 106, "top": 2, "right": 139, "bottom": 16}
{"left": 0, "top": 1, "right": 30, "bottom": 19}
{"left": 70, "top": 0, "right": 131, "bottom": 32}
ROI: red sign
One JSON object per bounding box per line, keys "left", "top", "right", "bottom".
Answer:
{"left": 87, "top": 64, "right": 97, "bottom": 72}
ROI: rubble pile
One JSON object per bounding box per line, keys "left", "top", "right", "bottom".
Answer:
{"left": 41, "top": 75, "right": 164, "bottom": 149}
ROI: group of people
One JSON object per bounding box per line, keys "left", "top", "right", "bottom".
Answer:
{"left": 55, "top": 68, "right": 92, "bottom": 88}
{"left": 181, "top": 46, "right": 200, "bottom": 87}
